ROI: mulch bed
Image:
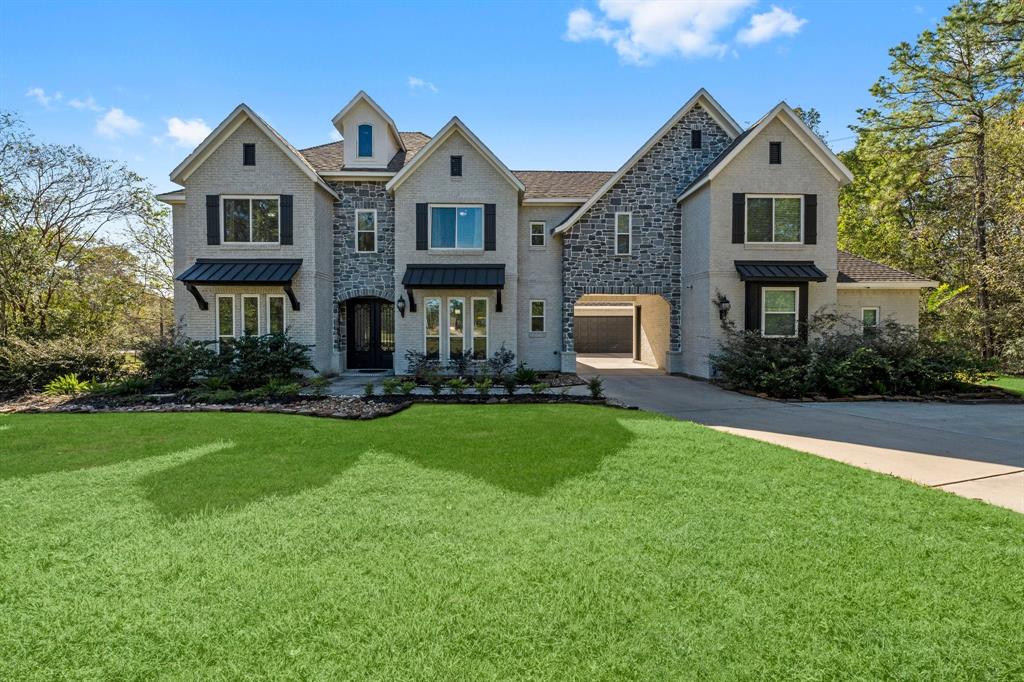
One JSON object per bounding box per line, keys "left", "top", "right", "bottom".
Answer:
{"left": 0, "top": 392, "right": 614, "bottom": 420}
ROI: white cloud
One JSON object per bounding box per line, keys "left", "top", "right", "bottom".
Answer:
{"left": 564, "top": 0, "right": 754, "bottom": 64}
{"left": 95, "top": 108, "right": 142, "bottom": 138}
{"left": 25, "top": 87, "right": 62, "bottom": 107}
{"left": 165, "top": 117, "right": 212, "bottom": 147}
{"left": 737, "top": 6, "right": 807, "bottom": 45}
{"left": 408, "top": 76, "right": 439, "bottom": 93}
{"left": 69, "top": 96, "right": 103, "bottom": 112}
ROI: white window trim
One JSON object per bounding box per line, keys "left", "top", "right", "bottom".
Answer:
{"left": 356, "top": 122, "right": 374, "bottom": 158}
{"left": 267, "top": 294, "right": 287, "bottom": 334}
{"left": 471, "top": 297, "right": 489, "bottom": 359}
{"left": 530, "top": 299, "right": 546, "bottom": 333}
{"left": 861, "top": 306, "right": 880, "bottom": 329}
{"left": 745, "top": 195, "right": 803, "bottom": 245}
{"left": 221, "top": 195, "right": 281, "bottom": 244}
{"left": 215, "top": 294, "right": 235, "bottom": 351}
{"left": 428, "top": 204, "right": 485, "bottom": 251}
{"left": 424, "top": 297, "right": 441, "bottom": 358}
{"left": 448, "top": 297, "right": 466, "bottom": 359}
{"left": 761, "top": 286, "right": 799, "bottom": 338}
{"left": 529, "top": 221, "right": 546, "bottom": 248}
{"left": 241, "top": 294, "right": 261, "bottom": 336}
{"left": 614, "top": 212, "right": 632, "bottom": 255}
{"left": 355, "top": 208, "right": 377, "bottom": 253}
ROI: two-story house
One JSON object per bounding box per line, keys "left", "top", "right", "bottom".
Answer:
{"left": 159, "top": 89, "right": 934, "bottom": 379}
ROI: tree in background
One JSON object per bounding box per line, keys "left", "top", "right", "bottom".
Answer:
{"left": 841, "top": 0, "right": 1023, "bottom": 360}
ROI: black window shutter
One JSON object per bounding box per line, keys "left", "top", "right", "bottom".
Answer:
{"left": 803, "top": 194, "right": 817, "bottom": 244}
{"left": 280, "top": 195, "right": 293, "bottom": 245}
{"left": 769, "top": 141, "right": 782, "bottom": 164}
{"left": 744, "top": 282, "right": 760, "bottom": 332}
{"left": 732, "top": 193, "right": 745, "bottom": 244}
{"left": 484, "top": 204, "right": 496, "bottom": 251}
{"left": 206, "top": 195, "right": 220, "bottom": 245}
{"left": 416, "top": 203, "right": 428, "bottom": 250}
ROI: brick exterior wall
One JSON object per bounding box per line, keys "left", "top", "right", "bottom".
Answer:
{"left": 560, "top": 104, "right": 732, "bottom": 363}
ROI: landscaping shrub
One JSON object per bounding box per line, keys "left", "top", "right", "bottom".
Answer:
{"left": 711, "top": 314, "right": 992, "bottom": 398}
{"left": 587, "top": 376, "right": 604, "bottom": 399}
{"left": 474, "top": 378, "right": 493, "bottom": 396}
{"left": 137, "top": 335, "right": 222, "bottom": 390}
{"left": 0, "top": 337, "right": 125, "bottom": 394}
{"left": 44, "top": 373, "right": 92, "bottom": 396}
{"left": 230, "top": 333, "right": 313, "bottom": 389}
{"left": 399, "top": 381, "right": 417, "bottom": 396}
{"left": 530, "top": 382, "right": 549, "bottom": 395}
{"left": 447, "top": 350, "right": 475, "bottom": 377}
{"left": 363, "top": 382, "right": 375, "bottom": 397}
{"left": 381, "top": 378, "right": 400, "bottom": 396}
{"left": 446, "top": 377, "right": 468, "bottom": 396}
{"left": 405, "top": 350, "right": 441, "bottom": 381}
{"left": 89, "top": 376, "right": 151, "bottom": 396}
{"left": 428, "top": 379, "right": 444, "bottom": 396}
{"left": 486, "top": 344, "right": 516, "bottom": 379}
{"left": 502, "top": 376, "right": 518, "bottom": 396}
{"left": 514, "top": 363, "right": 538, "bottom": 385}
{"left": 307, "top": 376, "right": 331, "bottom": 397}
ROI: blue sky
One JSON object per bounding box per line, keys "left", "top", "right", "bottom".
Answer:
{"left": 2, "top": 1, "right": 949, "bottom": 194}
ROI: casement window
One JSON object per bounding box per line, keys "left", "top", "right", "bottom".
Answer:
{"left": 242, "top": 143, "right": 255, "bottom": 166}
{"left": 242, "top": 295, "right": 260, "bottom": 336}
{"left": 530, "top": 222, "right": 546, "bottom": 247}
{"left": 615, "top": 212, "right": 632, "bottom": 255}
{"left": 216, "top": 295, "right": 235, "bottom": 352}
{"left": 472, "top": 298, "right": 488, "bottom": 359}
{"left": 862, "top": 307, "right": 880, "bottom": 331}
{"left": 530, "top": 300, "right": 545, "bottom": 333}
{"left": 357, "top": 124, "right": 373, "bottom": 157}
{"left": 268, "top": 295, "right": 286, "bottom": 334}
{"left": 761, "top": 288, "right": 799, "bottom": 338}
{"left": 769, "top": 141, "right": 782, "bottom": 164}
{"left": 355, "top": 209, "right": 377, "bottom": 252}
{"left": 430, "top": 205, "right": 484, "bottom": 250}
{"left": 222, "top": 196, "right": 280, "bottom": 243}
{"left": 691, "top": 129, "right": 702, "bottom": 149}
{"left": 746, "top": 195, "right": 801, "bottom": 243}
{"left": 450, "top": 155, "right": 463, "bottom": 177}
{"left": 448, "top": 298, "right": 465, "bottom": 359}
{"left": 424, "top": 297, "right": 441, "bottom": 358}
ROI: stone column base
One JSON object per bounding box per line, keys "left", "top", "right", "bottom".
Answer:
{"left": 665, "top": 350, "right": 684, "bottom": 374}
{"left": 560, "top": 351, "right": 577, "bottom": 374}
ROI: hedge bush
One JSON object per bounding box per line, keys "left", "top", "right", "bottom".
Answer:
{"left": 0, "top": 337, "right": 126, "bottom": 395}
{"left": 711, "top": 313, "right": 991, "bottom": 398}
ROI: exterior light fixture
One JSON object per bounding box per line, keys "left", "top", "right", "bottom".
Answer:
{"left": 714, "top": 293, "right": 731, "bottom": 321}
{"left": 396, "top": 295, "right": 406, "bottom": 318}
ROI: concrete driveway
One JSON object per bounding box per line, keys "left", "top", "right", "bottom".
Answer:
{"left": 577, "top": 357, "right": 1024, "bottom": 513}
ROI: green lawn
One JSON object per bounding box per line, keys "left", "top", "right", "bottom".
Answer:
{"left": 1, "top": 406, "right": 1021, "bottom": 680}
{"left": 983, "top": 374, "right": 1024, "bottom": 396}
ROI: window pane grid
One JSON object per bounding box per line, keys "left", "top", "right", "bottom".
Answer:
{"left": 762, "top": 289, "right": 798, "bottom": 338}
{"left": 746, "top": 196, "right": 800, "bottom": 243}
{"left": 530, "top": 222, "right": 545, "bottom": 247}
{"left": 530, "top": 300, "right": 545, "bottom": 332}
{"left": 615, "top": 213, "right": 631, "bottom": 254}
{"left": 356, "top": 210, "right": 376, "bottom": 252}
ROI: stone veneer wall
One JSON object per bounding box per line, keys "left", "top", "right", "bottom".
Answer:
{"left": 561, "top": 104, "right": 732, "bottom": 358}
{"left": 329, "top": 180, "right": 396, "bottom": 361}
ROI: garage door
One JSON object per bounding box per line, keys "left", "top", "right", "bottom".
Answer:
{"left": 575, "top": 316, "right": 633, "bottom": 353}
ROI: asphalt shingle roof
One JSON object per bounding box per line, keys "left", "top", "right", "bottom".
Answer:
{"left": 298, "top": 132, "right": 432, "bottom": 173}
{"left": 837, "top": 250, "right": 934, "bottom": 284}
{"left": 512, "top": 170, "right": 614, "bottom": 199}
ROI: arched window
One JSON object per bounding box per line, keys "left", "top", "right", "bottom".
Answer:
{"left": 358, "top": 124, "right": 373, "bottom": 157}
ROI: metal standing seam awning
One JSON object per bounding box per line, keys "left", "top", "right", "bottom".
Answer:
{"left": 734, "top": 261, "right": 828, "bottom": 282}
{"left": 401, "top": 264, "right": 506, "bottom": 312}
{"left": 175, "top": 259, "right": 303, "bottom": 311}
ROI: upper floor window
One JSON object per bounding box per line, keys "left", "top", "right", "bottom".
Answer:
{"left": 223, "top": 196, "right": 279, "bottom": 243}
{"left": 615, "top": 212, "right": 632, "bottom": 255}
{"left": 530, "top": 300, "right": 545, "bottom": 332}
{"left": 530, "top": 222, "right": 546, "bottom": 247}
{"left": 769, "top": 141, "right": 782, "bottom": 164}
{"left": 430, "top": 205, "right": 483, "bottom": 250}
{"left": 357, "top": 124, "right": 373, "bottom": 157}
{"left": 450, "top": 155, "right": 463, "bottom": 177}
{"left": 242, "top": 143, "right": 255, "bottom": 166}
{"left": 746, "top": 195, "right": 801, "bottom": 243}
{"left": 691, "top": 129, "right": 702, "bottom": 149}
{"left": 355, "top": 209, "right": 377, "bottom": 252}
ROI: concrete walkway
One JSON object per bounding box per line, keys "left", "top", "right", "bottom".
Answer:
{"left": 576, "top": 357, "right": 1024, "bottom": 513}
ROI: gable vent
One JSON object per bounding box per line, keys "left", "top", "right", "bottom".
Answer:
{"left": 450, "top": 155, "right": 463, "bottom": 177}
{"left": 243, "top": 143, "right": 255, "bottom": 166}
{"left": 769, "top": 141, "right": 782, "bottom": 165}
{"left": 690, "top": 129, "right": 702, "bottom": 149}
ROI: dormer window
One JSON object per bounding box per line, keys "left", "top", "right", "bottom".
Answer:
{"left": 357, "top": 124, "right": 373, "bottom": 157}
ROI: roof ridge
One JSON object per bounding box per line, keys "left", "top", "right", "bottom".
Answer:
{"left": 513, "top": 169, "right": 615, "bottom": 174}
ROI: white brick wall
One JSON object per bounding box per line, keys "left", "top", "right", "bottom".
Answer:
{"left": 517, "top": 206, "right": 571, "bottom": 370}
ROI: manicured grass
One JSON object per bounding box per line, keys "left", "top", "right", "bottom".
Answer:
{"left": 983, "top": 374, "right": 1024, "bottom": 396}
{"left": 1, "top": 406, "right": 1021, "bottom": 679}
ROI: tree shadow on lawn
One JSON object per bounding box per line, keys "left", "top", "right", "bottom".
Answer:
{"left": 140, "top": 405, "right": 637, "bottom": 520}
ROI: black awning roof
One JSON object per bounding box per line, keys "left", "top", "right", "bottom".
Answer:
{"left": 402, "top": 264, "right": 505, "bottom": 289}
{"left": 176, "top": 259, "right": 302, "bottom": 285}
{"left": 735, "top": 261, "right": 828, "bottom": 282}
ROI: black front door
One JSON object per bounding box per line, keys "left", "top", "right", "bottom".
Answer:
{"left": 346, "top": 298, "right": 394, "bottom": 369}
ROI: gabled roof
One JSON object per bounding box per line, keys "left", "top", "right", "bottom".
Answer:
{"left": 169, "top": 104, "right": 338, "bottom": 199}
{"left": 553, "top": 89, "right": 741, "bottom": 235}
{"left": 513, "top": 170, "right": 614, "bottom": 200}
{"left": 677, "top": 102, "right": 854, "bottom": 202}
{"left": 331, "top": 91, "right": 405, "bottom": 152}
{"left": 386, "top": 117, "right": 525, "bottom": 193}
{"left": 299, "top": 132, "right": 431, "bottom": 173}
{"left": 837, "top": 250, "right": 937, "bottom": 287}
